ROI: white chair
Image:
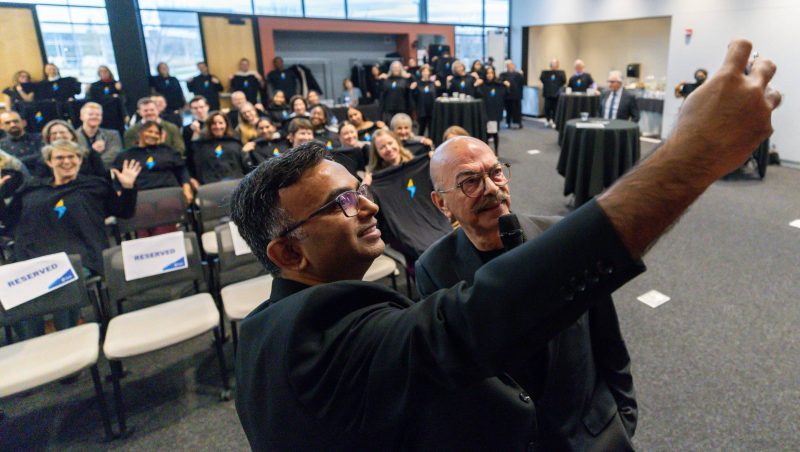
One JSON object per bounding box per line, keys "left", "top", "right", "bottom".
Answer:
{"left": 0, "top": 254, "right": 114, "bottom": 440}
{"left": 195, "top": 179, "right": 241, "bottom": 257}
{"left": 101, "top": 232, "right": 229, "bottom": 437}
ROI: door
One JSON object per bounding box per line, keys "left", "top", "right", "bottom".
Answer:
{"left": 0, "top": 5, "right": 45, "bottom": 111}
{"left": 200, "top": 15, "right": 259, "bottom": 108}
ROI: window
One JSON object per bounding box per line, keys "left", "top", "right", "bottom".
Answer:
{"left": 304, "top": 0, "right": 345, "bottom": 18}
{"left": 454, "top": 26, "right": 484, "bottom": 65}
{"left": 484, "top": 0, "right": 509, "bottom": 27}
{"left": 35, "top": 5, "right": 117, "bottom": 83}
{"left": 253, "top": 0, "right": 303, "bottom": 16}
{"left": 140, "top": 9, "right": 203, "bottom": 96}
{"left": 0, "top": 0, "right": 105, "bottom": 5}
{"left": 428, "top": 0, "right": 482, "bottom": 25}
{"left": 346, "top": 0, "right": 419, "bottom": 22}
{"left": 138, "top": 0, "right": 253, "bottom": 14}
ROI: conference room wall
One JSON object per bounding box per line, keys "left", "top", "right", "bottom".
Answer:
{"left": 526, "top": 18, "right": 670, "bottom": 89}
{"left": 0, "top": 6, "right": 44, "bottom": 111}
{"left": 510, "top": 0, "right": 800, "bottom": 166}
{"left": 274, "top": 31, "right": 398, "bottom": 102}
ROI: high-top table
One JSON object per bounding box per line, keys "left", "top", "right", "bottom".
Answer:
{"left": 554, "top": 92, "right": 601, "bottom": 141}
{"left": 429, "top": 98, "right": 487, "bottom": 145}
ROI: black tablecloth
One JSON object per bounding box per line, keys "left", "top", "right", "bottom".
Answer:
{"left": 554, "top": 93, "right": 601, "bottom": 137}
{"left": 557, "top": 118, "right": 640, "bottom": 206}
{"left": 429, "top": 99, "right": 488, "bottom": 145}
{"left": 331, "top": 103, "right": 381, "bottom": 123}
{"left": 637, "top": 98, "right": 664, "bottom": 114}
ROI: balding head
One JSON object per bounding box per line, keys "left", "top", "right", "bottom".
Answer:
{"left": 430, "top": 137, "right": 512, "bottom": 250}
{"left": 231, "top": 91, "right": 247, "bottom": 109}
{"left": 550, "top": 59, "right": 560, "bottom": 70}
{"left": 0, "top": 111, "right": 25, "bottom": 137}
{"left": 574, "top": 59, "right": 585, "bottom": 72}
{"left": 607, "top": 70, "right": 623, "bottom": 92}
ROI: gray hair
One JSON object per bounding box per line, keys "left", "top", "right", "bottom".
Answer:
{"left": 389, "top": 113, "right": 413, "bottom": 132}
{"left": 42, "top": 139, "right": 86, "bottom": 162}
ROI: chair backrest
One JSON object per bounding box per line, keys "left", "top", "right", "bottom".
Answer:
{"left": 0, "top": 254, "right": 91, "bottom": 327}
{"left": 195, "top": 179, "right": 240, "bottom": 234}
{"left": 116, "top": 187, "right": 189, "bottom": 235}
{"left": 215, "top": 223, "right": 267, "bottom": 288}
{"left": 370, "top": 155, "right": 452, "bottom": 260}
{"left": 102, "top": 232, "right": 206, "bottom": 306}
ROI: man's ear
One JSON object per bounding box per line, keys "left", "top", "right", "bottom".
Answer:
{"left": 431, "top": 191, "right": 452, "bottom": 219}
{"left": 266, "top": 237, "right": 305, "bottom": 272}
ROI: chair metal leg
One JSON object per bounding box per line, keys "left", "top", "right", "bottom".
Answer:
{"left": 213, "top": 327, "right": 231, "bottom": 400}
{"left": 90, "top": 364, "right": 116, "bottom": 441}
{"left": 390, "top": 273, "right": 397, "bottom": 291}
{"left": 230, "top": 321, "right": 239, "bottom": 356}
{"left": 109, "top": 360, "right": 129, "bottom": 437}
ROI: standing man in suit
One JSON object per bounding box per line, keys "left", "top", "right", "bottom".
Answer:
{"left": 231, "top": 39, "right": 780, "bottom": 451}
{"left": 568, "top": 59, "right": 595, "bottom": 93}
{"left": 602, "top": 71, "right": 640, "bottom": 122}
{"left": 540, "top": 59, "right": 567, "bottom": 128}
{"left": 416, "top": 138, "right": 637, "bottom": 450}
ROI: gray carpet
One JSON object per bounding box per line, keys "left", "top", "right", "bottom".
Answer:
{"left": 2, "top": 119, "right": 798, "bottom": 450}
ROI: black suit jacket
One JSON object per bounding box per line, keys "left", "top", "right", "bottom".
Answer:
{"left": 235, "top": 200, "right": 645, "bottom": 451}
{"left": 416, "top": 214, "right": 637, "bottom": 451}
{"left": 601, "top": 89, "right": 640, "bottom": 123}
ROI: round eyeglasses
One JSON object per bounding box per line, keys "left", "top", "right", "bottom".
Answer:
{"left": 436, "top": 163, "right": 511, "bottom": 198}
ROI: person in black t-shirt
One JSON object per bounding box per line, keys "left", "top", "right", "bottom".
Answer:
{"left": 266, "top": 90, "right": 291, "bottom": 128}
{"left": 447, "top": 60, "right": 482, "bottom": 97}
{"left": 231, "top": 58, "right": 264, "bottom": 106}
{"left": 184, "top": 95, "right": 211, "bottom": 154}
{"left": 539, "top": 59, "right": 567, "bottom": 128}
{"left": 187, "top": 111, "right": 249, "bottom": 186}
{"left": 114, "top": 120, "right": 192, "bottom": 203}
{"left": 310, "top": 105, "right": 340, "bottom": 151}
{"left": 333, "top": 121, "right": 369, "bottom": 177}
{"left": 3, "top": 70, "right": 35, "bottom": 111}
{"left": 470, "top": 59, "right": 487, "bottom": 80}
{"left": 476, "top": 66, "right": 510, "bottom": 154}
{"left": 379, "top": 61, "right": 412, "bottom": 122}
{"left": 267, "top": 56, "right": 297, "bottom": 98}
{"left": 187, "top": 61, "right": 223, "bottom": 111}
{"left": 150, "top": 62, "right": 186, "bottom": 114}
{"left": 346, "top": 106, "right": 385, "bottom": 144}
{"left": 409, "top": 64, "right": 440, "bottom": 137}
{"left": 89, "top": 65, "right": 122, "bottom": 101}
{"left": 568, "top": 59, "right": 595, "bottom": 93}
{"left": 36, "top": 63, "right": 81, "bottom": 105}
{"left": 0, "top": 140, "right": 140, "bottom": 340}
{"left": 675, "top": 68, "right": 708, "bottom": 99}
{"left": 500, "top": 60, "right": 525, "bottom": 129}
{"left": 243, "top": 117, "right": 289, "bottom": 165}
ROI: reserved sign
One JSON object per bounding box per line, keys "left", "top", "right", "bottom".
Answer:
{"left": 0, "top": 252, "right": 77, "bottom": 311}
{"left": 122, "top": 231, "right": 188, "bottom": 281}
{"left": 229, "top": 222, "right": 252, "bottom": 256}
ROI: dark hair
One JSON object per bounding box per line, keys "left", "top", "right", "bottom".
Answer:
{"left": 203, "top": 111, "right": 232, "bottom": 139}
{"left": 189, "top": 95, "right": 208, "bottom": 106}
{"left": 230, "top": 142, "right": 330, "bottom": 274}
{"left": 139, "top": 120, "right": 163, "bottom": 135}
{"left": 288, "top": 117, "right": 313, "bottom": 135}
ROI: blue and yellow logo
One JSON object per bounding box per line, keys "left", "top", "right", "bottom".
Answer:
{"left": 326, "top": 140, "right": 333, "bottom": 150}
{"left": 214, "top": 144, "right": 223, "bottom": 158}
{"left": 273, "top": 147, "right": 280, "bottom": 156}
{"left": 204, "top": 80, "right": 210, "bottom": 88}
{"left": 490, "top": 88, "right": 496, "bottom": 97}
{"left": 165, "top": 79, "right": 170, "bottom": 86}
{"left": 460, "top": 80, "right": 466, "bottom": 89}
{"left": 35, "top": 112, "right": 43, "bottom": 124}
{"left": 424, "top": 85, "right": 430, "bottom": 93}
{"left": 145, "top": 156, "right": 155, "bottom": 170}
{"left": 576, "top": 79, "right": 583, "bottom": 86}
{"left": 280, "top": 72, "right": 286, "bottom": 80}
{"left": 406, "top": 178, "right": 416, "bottom": 199}
{"left": 391, "top": 81, "right": 397, "bottom": 89}
{"left": 103, "top": 86, "right": 110, "bottom": 95}
{"left": 53, "top": 199, "right": 67, "bottom": 219}
{"left": 52, "top": 83, "right": 59, "bottom": 92}
{"left": 550, "top": 74, "right": 556, "bottom": 81}
{"left": 243, "top": 80, "right": 249, "bottom": 88}
{"left": 364, "top": 133, "right": 371, "bottom": 142}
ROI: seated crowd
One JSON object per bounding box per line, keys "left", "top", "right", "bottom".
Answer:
{"left": 0, "top": 54, "right": 521, "bottom": 345}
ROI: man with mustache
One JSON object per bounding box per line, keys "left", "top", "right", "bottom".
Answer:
{"left": 416, "top": 136, "right": 637, "bottom": 450}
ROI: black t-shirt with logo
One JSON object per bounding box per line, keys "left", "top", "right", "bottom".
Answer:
{"left": 251, "top": 138, "right": 291, "bottom": 165}
{"left": 113, "top": 144, "right": 189, "bottom": 190}
{"left": 188, "top": 137, "right": 250, "bottom": 185}
{"left": 1, "top": 175, "right": 136, "bottom": 274}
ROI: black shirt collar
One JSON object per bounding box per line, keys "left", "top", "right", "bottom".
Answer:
{"left": 268, "top": 277, "right": 311, "bottom": 305}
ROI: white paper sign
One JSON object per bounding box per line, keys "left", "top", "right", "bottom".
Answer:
{"left": 486, "top": 121, "right": 498, "bottom": 134}
{"left": 575, "top": 122, "right": 606, "bottom": 129}
{"left": 637, "top": 290, "right": 671, "bottom": 308}
{"left": 229, "top": 222, "right": 252, "bottom": 256}
{"left": 122, "top": 231, "right": 188, "bottom": 281}
{"left": 789, "top": 219, "right": 800, "bottom": 229}
{"left": 0, "top": 252, "right": 78, "bottom": 311}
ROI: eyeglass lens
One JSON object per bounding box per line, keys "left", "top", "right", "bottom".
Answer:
{"left": 459, "top": 165, "right": 510, "bottom": 197}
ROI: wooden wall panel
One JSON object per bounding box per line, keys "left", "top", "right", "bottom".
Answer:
{"left": 0, "top": 7, "right": 44, "bottom": 111}
{"left": 200, "top": 15, "right": 258, "bottom": 108}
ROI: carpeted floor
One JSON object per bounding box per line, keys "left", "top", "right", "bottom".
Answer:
{"left": 2, "top": 119, "right": 798, "bottom": 450}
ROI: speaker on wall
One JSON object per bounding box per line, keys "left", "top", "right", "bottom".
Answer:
{"left": 626, "top": 63, "right": 640, "bottom": 78}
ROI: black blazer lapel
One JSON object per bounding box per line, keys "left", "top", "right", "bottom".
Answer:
{"left": 453, "top": 228, "right": 484, "bottom": 284}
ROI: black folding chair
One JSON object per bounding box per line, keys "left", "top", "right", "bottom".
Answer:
{"left": 0, "top": 254, "right": 114, "bottom": 441}
{"left": 194, "top": 179, "right": 241, "bottom": 257}
{"left": 101, "top": 232, "right": 230, "bottom": 437}
{"left": 115, "top": 187, "right": 190, "bottom": 241}
{"left": 214, "top": 223, "right": 271, "bottom": 353}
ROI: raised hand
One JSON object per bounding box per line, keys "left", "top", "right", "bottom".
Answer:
{"left": 111, "top": 159, "right": 142, "bottom": 189}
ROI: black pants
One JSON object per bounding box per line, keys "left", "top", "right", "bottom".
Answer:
{"left": 417, "top": 116, "right": 431, "bottom": 138}
{"left": 488, "top": 132, "right": 499, "bottom": 155}
{"left": 544, "top": 96, "right": 559, "bottom": 121}
{"left": 505, "top": 99, "right": 522, "bottom": 126}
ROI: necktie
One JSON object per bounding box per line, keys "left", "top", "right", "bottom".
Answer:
{"left": 607, "top": 91, "right": 617, "bottom": 119}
